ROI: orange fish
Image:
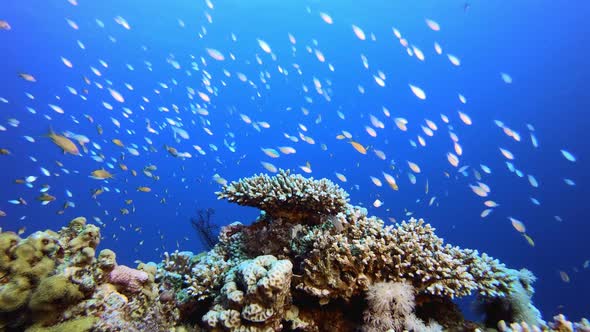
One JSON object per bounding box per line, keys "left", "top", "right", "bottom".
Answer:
{"left": 349, "top": 141, "right": 367, "bottom": 154}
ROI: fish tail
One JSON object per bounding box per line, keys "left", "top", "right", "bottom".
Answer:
{"left": 46, "top": 125, "right": 56, "bottom": 138}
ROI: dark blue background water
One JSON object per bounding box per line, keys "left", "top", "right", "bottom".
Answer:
{"left": 1, "top": 0, "right": 588, "bottom": 322}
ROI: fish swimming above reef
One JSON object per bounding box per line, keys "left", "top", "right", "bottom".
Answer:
{"left": 90, "top": 169, "right": 114, "bottom": 180}
{"left": 37, "top": 193, "right": 56, "bottom": 204}
{"left": 18, "top": 73, "right": 36, "bottom": 82}
{"left": 47, "top": 128, "right": 80, "bottom": 155}
{"left": 0, "top": 20, "right": 11, "bottom": 30}
{"left": 164, "top": 145, "right": 179, "bottom": 157}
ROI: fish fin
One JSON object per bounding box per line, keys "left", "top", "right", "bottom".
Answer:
{"left": 44, "top": 126, "right": 58, "bottom": 140}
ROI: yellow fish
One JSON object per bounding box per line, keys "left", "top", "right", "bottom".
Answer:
{"left": 92, "top": 188, "right": 104, "bottom": 199}
{"left": 90, "top": 169, "right": 113, "bottom": 180}
{"left": 0, "top": 148, "right": 11, "bottom": 155}
{"left": 48, "top": 128, "right": 79, "bottom": 155}
{"left": 349, "top": 140, "right": 367, "bottom": 154}
{"left": 137, "top": 186, "right": 151, "bottom": 192}
{"left": 523, "top": 234, "right": 535, "bottom": 247}
{"left": 112, "top": 139, "right": 124, "bottom": 147}
{"left": 37, "top": 193, "right": 56, "bottom": 202}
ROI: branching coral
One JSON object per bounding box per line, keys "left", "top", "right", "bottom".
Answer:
{"left": 216, "top": 169, "right": 349, "bottom": 223}
{"left": 0, "top": 173, "right": 586, "bottom": 331}
{"left": 290, "top": 206, "right": 515, "bottom": 305}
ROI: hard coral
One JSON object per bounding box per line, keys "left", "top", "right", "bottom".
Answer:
{"left": 29, "top": 274, "right": 83, "bottom": 312}
{"left": 291, "top": 207, "right": 515, "bottom": 305}
{"left": 203, "top": 255, "right": 293, "bottom": 331}
{"left": 0, "top": 173, "right": 587, "bottom": 332}
{"left": 109, "top": 265, "right": 149, "bottom": 293}
{"left": 0, "top": 276, "right": 31, "bottom": 312}
{"left": 216, "top": 169, "right": 349, "bottom": 224}
{"left": 0, "top": 216, "right": 182, "bottom": 331}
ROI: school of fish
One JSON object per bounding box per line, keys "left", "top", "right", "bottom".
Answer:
{"left": 0, "top": 1, "right": 583, "bottom": 284}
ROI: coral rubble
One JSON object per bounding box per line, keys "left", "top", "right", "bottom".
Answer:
{"left": 0, "top": 171, "right": 587, "bottom": 331}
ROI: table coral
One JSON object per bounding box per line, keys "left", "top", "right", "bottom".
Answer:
{"left": 287, "top": 206, "right": 515, "bottom": 304}
{"left": 0, "top": 173, "right": 587, "bottom": 332}
{"left": 216, "top": 169, "right": 349, "bottom": 223}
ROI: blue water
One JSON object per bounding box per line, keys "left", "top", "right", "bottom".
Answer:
{"left": 1, "top": 0, "right": 588, "bottom": 321}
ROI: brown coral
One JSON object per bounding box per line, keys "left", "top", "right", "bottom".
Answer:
{"left": 293, "top": 207, "right": 515, "bottom": 303}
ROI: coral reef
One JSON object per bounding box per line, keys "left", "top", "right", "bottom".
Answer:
{"left": 203, "top": 255, "right": 293, "bottom": 331}
{"left": 160, "top": 171, "right": 556, "bottom": 331}
{"left": 216, "top": 169, "right": 349, "bottom": 223}
{"left": 363, "top": 281, "right": 441, "bottom": 332}
{"left": 0, "top": 217, "right": 180, "bottom": 331}
{"left": 290, "top": 208, "right": 516, "bottom": 304}
{"left": 109, "top": 265, "right": 150, "bottom": 293}
{"left": 497, "top": 314, "right": 590, "bottom": 332}
{"left": 1, "top": 171, "right": 588, "bottom": 331}
{"left": 190, "top": 208, "right": 219, "bottom": 250}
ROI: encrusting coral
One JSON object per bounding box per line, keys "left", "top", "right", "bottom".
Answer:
{"left": 0, "top": 171, "right": 588, "bottom": 331}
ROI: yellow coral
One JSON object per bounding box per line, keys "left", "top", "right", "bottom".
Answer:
{"left": 68, "top": 225, "right": 100, "bottom": 252}
{"left": 97, "top": 249, "right": 116, "bottom": 271}
{"left": 0, "top": 276, "right": 31, "bottom": 312}
{"left": 28, "top": 231, "right": 61, "bottom": 255}
{"left": 9, "top": 231, "right": 61, "bottom": 278}
{"left": 67, "top": 217, "right": 87, "bottom": 232}
{"left": 28, "top": 256, "right": 56, "bottom": 281}
{"left": 24, "top": 316, "right": 97, "bottom": 332}
{"left": 0, "top": 232, "right": 20, "bottom": 269}
{"left": 29, "top": 274, "right": 83, "bottom": 312}
{"left": 72, "top": 247, "right": 95, "bottom": 267}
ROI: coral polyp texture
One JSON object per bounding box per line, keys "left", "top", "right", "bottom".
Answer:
{"left": 0, "top": 217, "right": 178, "bottom": 331}
{"left": 216, "top": 169, "right": 349, "bottom": 223}
{"left": 1, "top": 172, "right": 588, "bottom": 331}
